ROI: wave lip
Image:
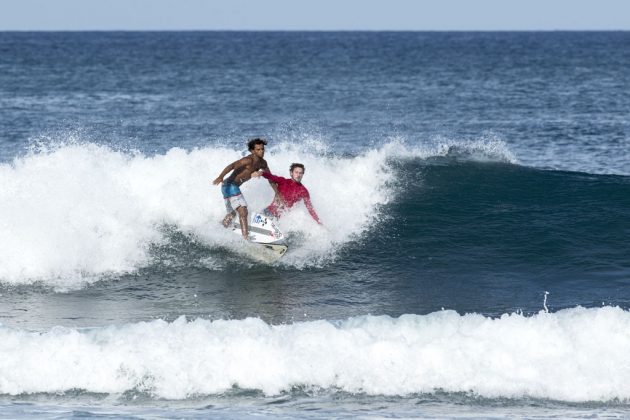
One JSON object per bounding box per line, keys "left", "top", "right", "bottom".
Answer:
{"left": 1, "top": 306, "right": 629, "bottom": 402}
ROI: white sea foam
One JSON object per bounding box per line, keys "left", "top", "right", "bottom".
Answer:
{"left": 0, "top": 137, "right": 515, "bottom": 286}
{"left": 0, "top": 306, "right": 628, "bottom": 401}
{"left": 382, "top": 134, "right": 519, "bottom": 164}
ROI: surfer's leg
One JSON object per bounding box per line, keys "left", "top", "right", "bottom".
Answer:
{"left": 236, "top": 206, "right": 248, "bottom": 239}
{"left": 222, "top": 211, "right": 236, "bottom": 227}
{"left": 222, "top": 197, "right": 236, "bottom": 227}
{"left": 226, "top": 193, "right": 249, "bottom": 239}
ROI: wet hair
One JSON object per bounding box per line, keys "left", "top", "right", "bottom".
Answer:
{"left": 290, "top": 163, "right": 305, "bottom": 172}
{"left": 247, "top": 138, "right": 267, "bottom": 151}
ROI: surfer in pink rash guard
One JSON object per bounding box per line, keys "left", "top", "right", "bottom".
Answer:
{"left": 252, "top": 163, "right": 322, "bottom": 224}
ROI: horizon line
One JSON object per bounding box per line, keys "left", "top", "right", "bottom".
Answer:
{"left": 1, "top": 29, "right": 629, "bottom": 33}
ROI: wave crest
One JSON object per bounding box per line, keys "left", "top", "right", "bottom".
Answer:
{"left": 1, "top": 307, "right": 628, "bottom": 401}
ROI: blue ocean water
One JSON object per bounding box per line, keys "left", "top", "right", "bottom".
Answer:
{"left": 1, "top": 31, "right": 630, "bottom": 418}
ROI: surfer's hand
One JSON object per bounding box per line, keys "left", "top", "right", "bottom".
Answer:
{"left": 212, "top": 177, "right": 222, "bottom": 185}
{"left": 251, "top": 170, "right": 262, "bottom": 178}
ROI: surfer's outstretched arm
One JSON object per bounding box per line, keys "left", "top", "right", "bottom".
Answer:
{"left": 212, "top": 157, "right": 252, "bottom": 185}
{"left": 304, "top": 196, "right": 322, "bottom": 224}
{"left": 212, "top": 162, "right": 235, "bottom": 185}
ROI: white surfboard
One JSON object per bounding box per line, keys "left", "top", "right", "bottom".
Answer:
{"left": 232, "top": 212, "right": 288, "bottom": 262}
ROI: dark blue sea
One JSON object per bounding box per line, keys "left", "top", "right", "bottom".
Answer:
{"left": 1, "top": 31, "right": 630, "bottom": 418}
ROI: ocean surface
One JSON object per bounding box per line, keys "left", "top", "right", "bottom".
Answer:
{"left": 1, "top": 31, "right": 630, "bottom": 418}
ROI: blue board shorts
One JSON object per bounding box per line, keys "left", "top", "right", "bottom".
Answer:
{"left": 221, "top": 182, "right": 247, "bottom": 213}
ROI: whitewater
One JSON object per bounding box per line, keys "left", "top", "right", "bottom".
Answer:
{"left": 2, "top": 306, "right": 629, "bottom": 402}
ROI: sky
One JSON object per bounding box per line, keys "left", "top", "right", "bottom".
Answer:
{"left": 1, "top": 0, "right": 629, "bottom": 31}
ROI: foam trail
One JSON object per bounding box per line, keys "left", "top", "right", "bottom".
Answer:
{"left": 1, "top": 306, "right": 628, "bottom": 401}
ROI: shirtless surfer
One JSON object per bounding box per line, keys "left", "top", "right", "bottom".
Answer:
{"left": 252, "top": 163, "right": 322, "bottom": 224}
{"left": 213, "top": 138, "right": 270, "bottom": 239}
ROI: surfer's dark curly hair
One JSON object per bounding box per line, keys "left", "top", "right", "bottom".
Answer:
{"left": 290, "top": 163, "right": 305, "bottom": 172}
{"left": 247, "top": 138, "right": 267, "bottom": 151}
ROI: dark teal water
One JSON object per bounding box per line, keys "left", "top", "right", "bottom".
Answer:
{"left": 1, "top": 31, "right": 630, "bottom": 418}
